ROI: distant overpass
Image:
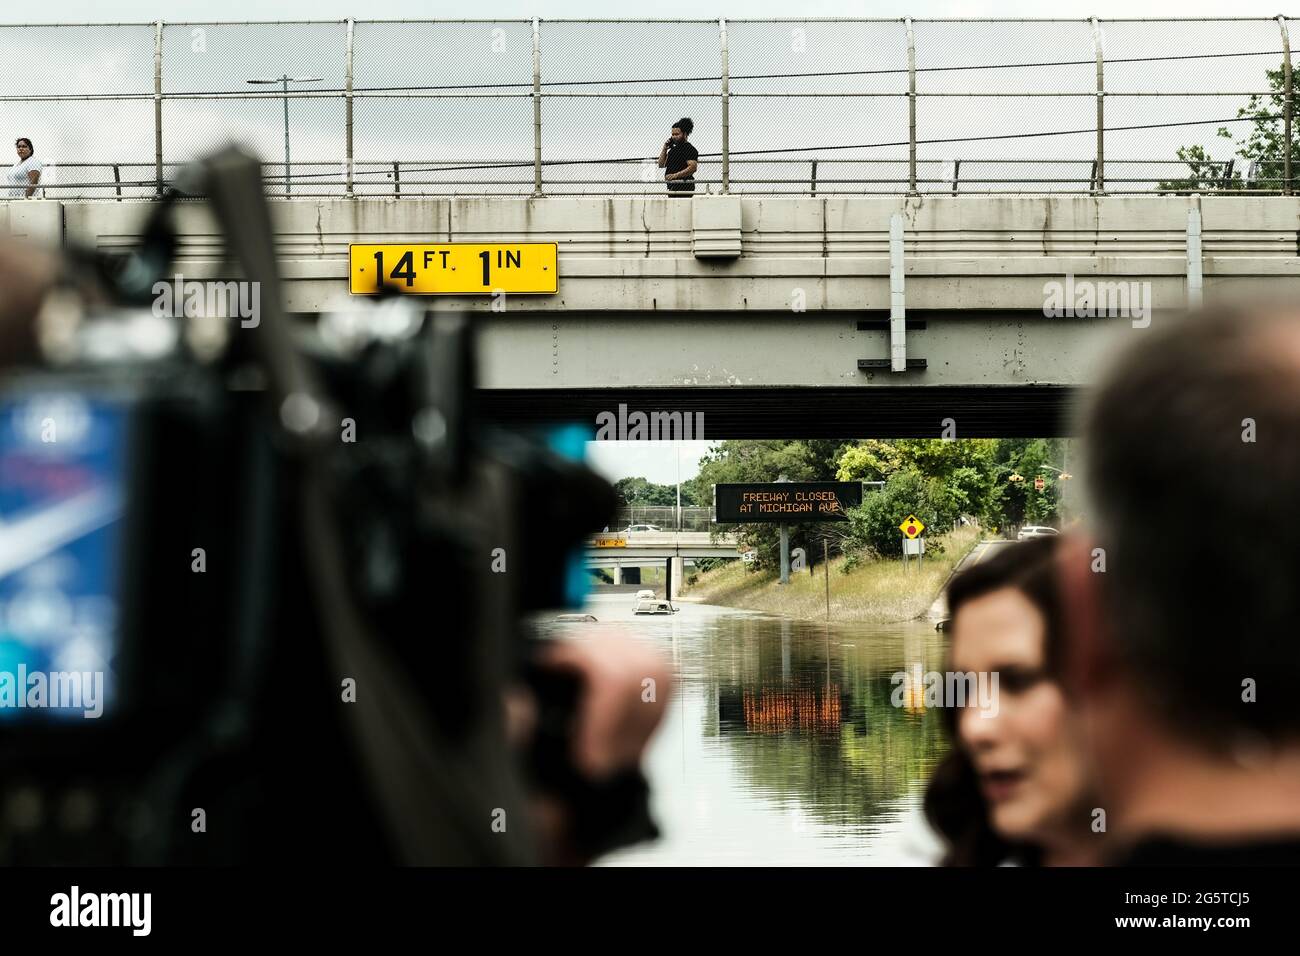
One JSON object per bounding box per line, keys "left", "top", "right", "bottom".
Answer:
{"left": 586, "top": 530, "right": 741, "bottom": 594}
{"left": 6, "top": 193, "right": 1300, "bottom": 434}
{"left": 585, "top": 530, "right": 741, "bottom": 566}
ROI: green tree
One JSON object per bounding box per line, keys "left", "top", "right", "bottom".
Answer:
{"left": 844, "top": 468, "right": 961, "bottom": 558}
{"left": 1159, "top": 62, "right": 1297, "bottom": 193}
{"left": 836, "top": 440, "right": 907, "bottom": 482}
{"left": 838, "top": 439, "right": 1000, "bottom": 523}
{"left": 613, "top": 476, "right": 680, "bottom": 507}
{"left": 981, "top": 439, "right": 1071, "bottom": 532}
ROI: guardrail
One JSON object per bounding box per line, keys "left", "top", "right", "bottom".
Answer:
{"left": 16, "top": 156, "right": 1288, "bottom": 199}
{"left": 1, "top": 18, "right": 1296, "bottom": 198}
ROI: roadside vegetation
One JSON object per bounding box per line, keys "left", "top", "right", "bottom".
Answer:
{"left": 683, "top": 524, "right": 980, "bottom": 623}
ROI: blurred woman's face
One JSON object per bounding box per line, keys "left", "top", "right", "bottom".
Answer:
{"left": 951, "top": 586, "right": 1088, "bottom": 846}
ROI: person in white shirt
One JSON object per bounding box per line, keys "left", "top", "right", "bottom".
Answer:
{"left": 8, "top": 138, "right": 42, "bottom": 198}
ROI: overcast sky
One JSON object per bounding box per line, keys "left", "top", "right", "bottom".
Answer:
{"left": 585, "top": 440, "right": 715, "bottom": 487}
{"left": 9, "top": 1, "right": 1298, "bottom": 22}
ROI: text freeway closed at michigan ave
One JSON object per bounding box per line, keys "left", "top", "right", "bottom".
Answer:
{"left": 349, "top": 243, "right": 558, "bottom": 294}
{"left": 714, "top": 482, "right": 862, "bottom": 523}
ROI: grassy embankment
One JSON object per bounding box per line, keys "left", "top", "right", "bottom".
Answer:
{"left": 680, "top": 525, "right": 981, "bottom": 624}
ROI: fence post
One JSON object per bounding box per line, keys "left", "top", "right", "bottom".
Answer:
{"left": 810, "top": 159, "right": 817, "bottom": 195}
{"left": 1279, "top": 16, "right": 1293, "bottom": 195}
{"left": 720, "top": 19, "right": 730, "bottom": 194}
{"left": 154, "top": 20, "right": 163, "bottom": 196}
{"left": 393, "top": 161, "right": 400, "bottom": 197}
{"left": 533, "top": 18, "right": 543, "bottom": 197}
{"left": 346, "top": 18, "right": 355, "bottom": 198}
{"left": 113, "top": 164, "right": 122, "bottom": 200}
{"left": 1091, "top": 17, "right": 1105, "bottom": 194}
{"left": 906, "top": 17, "right": 917, "bottom": 195}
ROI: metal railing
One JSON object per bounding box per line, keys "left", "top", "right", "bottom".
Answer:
{"left": 613, "top": 506, "right": 713, "bottom": 533}
{"left": 0, "top": 18, "right": 1296, "bottom": 199}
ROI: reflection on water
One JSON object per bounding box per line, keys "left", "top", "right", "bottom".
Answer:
{"left": 534, "top": 593, "right": 953, "bottom": 865}
{"left": 737, "top": 684, "right": 843, "bottom": 736}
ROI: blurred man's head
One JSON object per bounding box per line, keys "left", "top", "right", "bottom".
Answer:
{"left": 1068, "top": 302, "right": 1300, "bottom": 836}
{"left": 670, "top": 118, "right": 693, "bottom": 142}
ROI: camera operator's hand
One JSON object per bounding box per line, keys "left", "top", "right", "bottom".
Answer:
{"left": 535, "top": 634, "right": 671, "bottom": 780}
{"left": 506, "top": 633, "right": 672, "bottom": 864}
{"left": 0, "top": 239, "right": 59, "bottom": 368}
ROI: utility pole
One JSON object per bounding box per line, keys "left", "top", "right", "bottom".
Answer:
{"left": 676, "top": 441, "right": 682, "bottom": 531}
{"left": 823, "top": 538, "right": 830, "bottom": 620}
{"left": 776, "top": 475, "right": 790, "bottom": 584}
{"left": 246, "top": 74, "right": 323, "bottom": 196}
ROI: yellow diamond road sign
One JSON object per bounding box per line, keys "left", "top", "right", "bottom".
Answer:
{"left": 899, "top": 515, "right": 925, "bottom": 539}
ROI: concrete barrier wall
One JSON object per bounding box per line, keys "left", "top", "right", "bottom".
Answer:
{"left": 40, "top": 195, "right": 1300, "bottom": 314}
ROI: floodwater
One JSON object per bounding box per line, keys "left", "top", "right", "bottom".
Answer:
{"left": 534, "top": 592, "right": 954, "bottom": 865}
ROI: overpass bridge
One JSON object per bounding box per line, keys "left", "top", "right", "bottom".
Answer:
{"left": 585, "top": 530, "right": 741, "bottom": 595}
{"left": 7, "top": 192, "right": 1299, "bottom": 434}
{"left": 5, "top": 17, "right": 1300, "bottom": 435}
{"left": 586, "top": 530, "right": 741, "bottom": 565}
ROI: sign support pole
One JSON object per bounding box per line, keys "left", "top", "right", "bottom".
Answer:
{"left": 779, "top": 524, "right": 790, "bottom": 584}
{"left": 823, "top": 539, "right": 830, "bottom": 620}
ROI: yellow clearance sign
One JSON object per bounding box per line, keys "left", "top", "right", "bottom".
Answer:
{"left": 349, "top": 243, "right": 558, "bottom": 295}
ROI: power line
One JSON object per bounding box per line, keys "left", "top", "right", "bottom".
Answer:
{"left": 295, "top": 112, "right": 1282, "bottom": 179}
{"left": 139, "top": 48, "right": 1289, "bottom": 97}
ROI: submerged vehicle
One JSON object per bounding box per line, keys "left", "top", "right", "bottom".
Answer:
{"left": 633, "top": 589, "right": 676, "bottom": 615}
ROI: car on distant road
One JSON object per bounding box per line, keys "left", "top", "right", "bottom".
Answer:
{"left": 623, "top": 524, "right": 661, "bottom": 533}
{"left": 1016, "top": 525, "right": 1059, "bottom": 540}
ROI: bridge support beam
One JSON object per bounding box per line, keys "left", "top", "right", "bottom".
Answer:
{"left": 668, "top": 556, "right": 685, "bottom": 599}
{"left": 889, "top": 212, "right": 907, "bottom": 371}
{"left": 1187, "top": 204, "right": 1203, "bottom": 308}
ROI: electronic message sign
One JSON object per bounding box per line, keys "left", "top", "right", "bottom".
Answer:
{"left": 714, "top": 482, "right": 862, "bottom": 524}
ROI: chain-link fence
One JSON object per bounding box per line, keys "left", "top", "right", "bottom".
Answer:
{"left": 1, "top": 18, "right": 1296, "bottom": 199}
{"left": 611, "top": 506, "right": 713, "bottom": 533}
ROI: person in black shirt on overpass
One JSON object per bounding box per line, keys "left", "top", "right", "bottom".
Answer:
{"left": 657, "top": 117, "right": 698, "bottom": 197}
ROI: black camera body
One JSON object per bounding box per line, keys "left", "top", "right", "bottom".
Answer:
{"left": 0, "top": 149, "right": 634, "bottom": 865}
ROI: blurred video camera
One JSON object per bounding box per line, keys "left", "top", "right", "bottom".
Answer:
{"left": 0, "top": 148, "right": 647, "bottom": 865}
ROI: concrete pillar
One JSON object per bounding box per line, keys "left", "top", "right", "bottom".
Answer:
{"left": 612, "top": 563, "right": 622, "bottom": 585}
{"left": 669, "top": 556, "right": 685, "bottom": 599}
